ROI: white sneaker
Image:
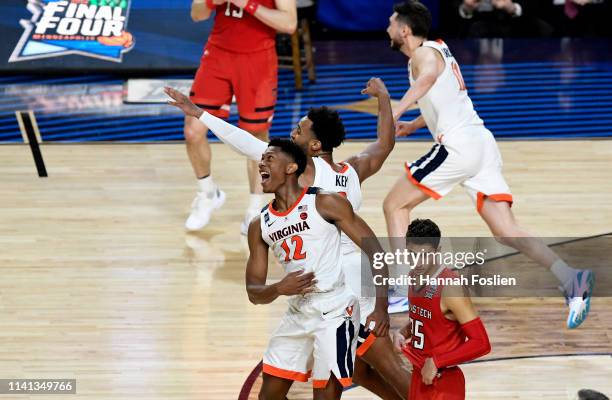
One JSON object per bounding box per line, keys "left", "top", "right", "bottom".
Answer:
{"left": 240, "top": 207, "right": 262, "bottom": 236}
{"left": 185, "top": 189, "right": 226, "bottom": 231}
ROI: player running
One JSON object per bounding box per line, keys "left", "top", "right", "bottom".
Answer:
{"left": 246, "top": 139, "right": 390, "bottom": 399}
{"left": 384, "top": 0, "right": 594, "bottom": 329}
{"left": 392, "top": 218, "right": 491, "bottom": 400}
{"left": 185, "top": 0, "right": 296, "bottom": 233}
{"left": 166, "top": 80, "right": 411, "bottom": 399}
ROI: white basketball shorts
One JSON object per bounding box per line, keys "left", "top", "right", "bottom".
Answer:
{"left": 262, "top": 285, "right": 360, "bottom": 389}
{"left": 405, "top": 125, "right": 513, "bottom": 212}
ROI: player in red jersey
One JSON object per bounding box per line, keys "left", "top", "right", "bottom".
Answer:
{"left": 392, "top": 219, "right": 491, "bottom": 400}
{"left": 184, "top": 0, "right": 296, "bottom": 233}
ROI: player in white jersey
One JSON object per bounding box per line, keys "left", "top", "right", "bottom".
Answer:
{"left": 246, "top": 139, "right": 390, "bottom": 399}
{"left": 166, "top": 81, "right": 411, "bottom": 399}
{"left": 383, "top": 0, "right": 594, "bottom": 329}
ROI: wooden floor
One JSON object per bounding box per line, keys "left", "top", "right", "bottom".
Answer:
{"left": 0, "top": 141, "right": 611, "bottom": 399}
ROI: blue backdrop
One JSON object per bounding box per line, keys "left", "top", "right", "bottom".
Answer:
{"left": 316, "top": 0, "right": 439, "bottom": 31}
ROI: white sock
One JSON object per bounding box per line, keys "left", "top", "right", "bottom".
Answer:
{"left": 551, "top": 259, "right": 577, "bottom": 291}
{"left": 248, "top": 194, "right": 264, "bottom": 210}
{"left": 198, "top": 176, "right": 215, "bottom": 194}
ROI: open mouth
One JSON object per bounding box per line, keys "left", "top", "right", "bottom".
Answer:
{"left": 260, "top": 171, "right": 271, "bottom": 183}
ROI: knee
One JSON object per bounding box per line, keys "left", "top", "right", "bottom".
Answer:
{"left": 184, "top": 121, "right": 205, "bottom": 144}
{"left": 383, "top": 195, "right": 412, "bottom": 218}
{"left": 352, "top": 367, "right": 366, "bottom": 386}
{"left": 492, "top": 227, "right": 522, "bottom": 248}
{"left": 382, "top": 195, "right": 397, "bottom": 217}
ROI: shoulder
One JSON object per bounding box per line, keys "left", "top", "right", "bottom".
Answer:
{"left": 413, "top": 45, "right": 439, "bottom": 60}
{"left": 441, "top": 269, "right": 470, "bottom": 298}
{"left": 248, "top": 214, "right": 263, "bottom": 237}
{"left": 314, "top": 190, "right": 352, "bottom": 218}
{"left": 315, "top": 189, "right": 347, "bottom": 205}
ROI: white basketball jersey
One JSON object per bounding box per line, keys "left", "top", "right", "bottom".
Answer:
{"left": 409, "top": 40, "right": 483, "bottom": 140}
{"left": 312, "top": 157, "right": 362, "bottom": 254}
{"left": 260, "top": 187, "right": 344, "bottom": 294}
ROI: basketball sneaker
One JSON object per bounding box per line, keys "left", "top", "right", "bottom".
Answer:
{"left": 185, "top": 189, "right": 226, "bottom": 231}
{"left": 562, "top": 269, "right": 595, "bottom": 329}
{"left": 240, "top": 207, "right": 261, "bottom": 236}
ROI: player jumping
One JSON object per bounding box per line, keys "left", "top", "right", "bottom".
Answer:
{"left": 246, "top": 139, "right": 389, "bottom": 399}
{"left": 392, "top": 218, "right": 491, "bottom": 400}
{"left": 384, "top": 0, "right": 594, "bottom": 329}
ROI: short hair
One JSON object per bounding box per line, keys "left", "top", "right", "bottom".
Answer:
{"left": 268, "top": 138, "right": 307, "bottom": 176}
{"left": 393, "top": 1, "right": 432, "bottom": 38}
{"left": 406, "top": 218, "right": 441, "bottom": 249}
{"left": 307, "top": 106, "right": 346, "bottom": 151}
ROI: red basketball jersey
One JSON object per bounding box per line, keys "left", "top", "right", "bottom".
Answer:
{"left": 403, "top": 267, "right": 467, "bottom": 369}
{"left": 207, "top": 0, "right": 277, "bottom": 53}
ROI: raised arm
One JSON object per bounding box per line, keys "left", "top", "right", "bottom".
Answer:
{"left": 230, "top": 0, "right": 297, "bottom": 33}
{"left": 316, "top": 192, "right": 390, "bottom": 337}
{"left": 165, "top": 87, "right": 267, "bottom": 160}
{"left": 246, "top": 217, "right": 317, "bottom": 304}
{"left": 393, "top": 47, "right": 443, "bottom": 121}
{"left": 344, "top": 78, "right": 396, "bottom": 183}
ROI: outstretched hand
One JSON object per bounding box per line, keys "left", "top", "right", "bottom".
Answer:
{"left": 164, "top": 87, "right": 204, "bottom": 119}
{"left": 361, "top": 77, "right": 390, "bottom": 98}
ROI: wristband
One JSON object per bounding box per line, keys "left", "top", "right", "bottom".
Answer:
{"left": 244, "top": 0, "right": 261, "bottom": 15}
{"left": 205, "top": 0, "right": 215, "bottom": 10}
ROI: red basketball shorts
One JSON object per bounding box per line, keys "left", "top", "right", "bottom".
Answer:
{"left": 190, "top": 43, "right": 277, "bottom": 132}
{"left": 409, "top": 366, "right": 465, "bottom": 400}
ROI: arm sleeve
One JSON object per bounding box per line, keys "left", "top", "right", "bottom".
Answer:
{"left": 433, "top": 317, "right": 491, "bottom": 369}
{"left": 199, "top": 112, "right": 268, "bottom": 161}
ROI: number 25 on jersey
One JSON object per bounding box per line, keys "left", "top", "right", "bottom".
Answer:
{"left": 410, "top": 319, "right": 425, "bottom": 350}
{"left": 280, "top": 235, "right": 306, "bottom": 262}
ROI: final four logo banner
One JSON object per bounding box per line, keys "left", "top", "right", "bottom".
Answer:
{"left": 10, "top": 0, "right": 134, "bottom": 63}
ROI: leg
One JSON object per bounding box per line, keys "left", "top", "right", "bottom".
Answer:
{"left": 353, "top": 357, "right": 404, "bottom": 400}
{"left": 479, "top": 197, "right": 594, "bottom": 328}
{"left": 359, "top": 335, "right": 410, "bottom": 400}
{"left": 185, "top": 45, "right": 232, "bottom": 230}
{"left": 384, "top": 144, "right": 459, "bottom": 241}
{"left": 259, "top": 373, "right": 293, "bottom": 400}
{"left": 383, "top": 175, "right": 430, "bottom": 249}
{"left": 183, "top": 115, "right": 226, "bottom": 231}
{"left": 234, "top": 47, "right": 278, "bottom": 233}
{"left": 184, "top": 115, "right": 211, "bottom": 179}
{"left": 479, "top": 198, "right": 559, "bottom": 269}
{"left": 313, "top": 374, "right": 343, "bottom": 400}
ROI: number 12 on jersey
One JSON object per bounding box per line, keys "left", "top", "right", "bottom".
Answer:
{"left": 280, "top": 235, "right": 306, "bottom": 262}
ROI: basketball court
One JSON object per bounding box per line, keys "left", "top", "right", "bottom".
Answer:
{"left": 1, "top": 1, "right": 611, "bottom": 399}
